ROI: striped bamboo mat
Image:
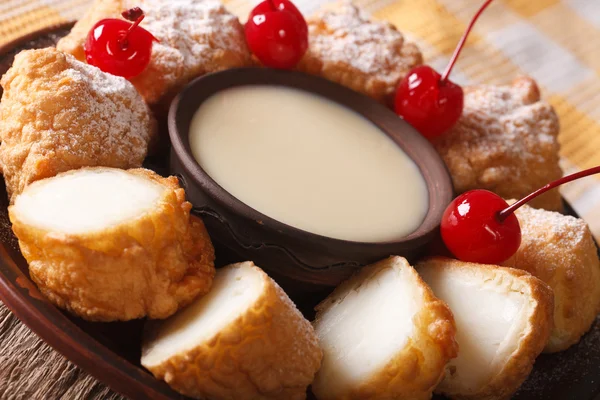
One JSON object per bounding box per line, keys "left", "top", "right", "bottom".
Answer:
{"left": 0, "top": 0, "right": 599, "bottom": 240}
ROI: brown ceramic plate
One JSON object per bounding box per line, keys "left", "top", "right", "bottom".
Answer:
{"left": 0, "top": 25, "right": 599, "bottom": 400}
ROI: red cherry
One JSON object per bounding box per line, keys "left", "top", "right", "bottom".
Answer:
{"left": 394, "top": 66, "right": 463, "bottom": 140}
{"left": 394, "top": 0, "right": 496, "bottom": 140}
{"left": 441, "top": 190, "right": 521, "bottom": 265}
{"left": 84, "top": 7, "right": 156, "bottom": 79}
{"left": 441, "top": 166, "right": 600, "bottom": 264}
{"left": 245, "top": 0, "right": 308, "bottom": 69}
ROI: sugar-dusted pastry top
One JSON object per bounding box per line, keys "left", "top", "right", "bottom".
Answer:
{"left": 57, "top": 0, "right": 252, "bottom": 105}
{"left": 504, "top": 203, "right": 600, "bottom": 352}
{"left": 297, "top": 2, "right": 422, "bottom": 104}
{"left": 0, "top": 47, "right": 155, "bottom": 200}
{"left": 434, "top": 76, "right": 563, "bottom": 211}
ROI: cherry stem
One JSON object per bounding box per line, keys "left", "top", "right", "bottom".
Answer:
{"left": 440, "top": 0, "right": 495, "bottom": 83}
{"left": 119, "top": 9, "right": 145, "bottom": 50}
{"left": 496, "top": 165, "right": 600, "bottom": 222}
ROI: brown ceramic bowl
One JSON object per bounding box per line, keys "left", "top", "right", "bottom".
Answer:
{"left": 169, "top": 68, "right": 453, "bottom": 288}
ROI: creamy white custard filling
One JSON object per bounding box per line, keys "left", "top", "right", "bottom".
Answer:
{"left": 12, "top": 168, "right": 165, "bottom": 235}
{"left": 419, "top": 267, "right": 530, "bottom": 390}
{"left": 189, "top": 85, "right": 428, "bottom": 242}
{"left": 314, "top": 260, "right": 425, "bottom": 396}
{"left": 141, "top": 263, "right": 264, "bottom": 367}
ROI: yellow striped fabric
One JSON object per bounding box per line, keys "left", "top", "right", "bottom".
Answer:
{"left": 0, "top": 0, "right": 599, "bottom": 240}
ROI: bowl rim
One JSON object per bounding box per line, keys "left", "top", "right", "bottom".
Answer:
{"left": 168, "top": 68, "right": 453, "bottom": 248}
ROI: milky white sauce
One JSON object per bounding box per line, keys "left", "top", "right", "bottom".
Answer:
{"left": 189, "top": 85, "right": 428, "bottom": 242}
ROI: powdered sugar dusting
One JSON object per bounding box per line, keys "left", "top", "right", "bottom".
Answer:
{"left": 0, "top": 48, "right": 154, "bottom": 198}
{"left": 143, "top": 0, "right": 245, "bottom": 64}
{"left": 137, "top": 0, "right": 247, "bottom": 77}
{"left": 57, "top": 0, "right": 250, "bottom": 104}
{"left": 453, "top": 78, "right": 559, "bottom": 167}
{"left": 307, "top": 3, "right": 410, "bottom": 76}
{"left": 62, "top": 56, "right": 152, "bottom": 161}
{"left": 516, "top": 204, "right": 588, "bottom": 250}
{"left": 434, "top": 77, "right": 563, "bottom": 210}
{"left": 66, "top": 60, "right": 132, "bottom": 96}
{"left": 297, "top": 2, "right": 422, "bottom": 102}
{"left": 127, "top": 0, "right": 250, "bottom": 102}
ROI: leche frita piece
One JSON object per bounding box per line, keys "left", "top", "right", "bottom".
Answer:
{"left": 9, "top": 167, "right": 215, "bottom": 322}
{"left": 141, "top": 262, "right": 322, "bottom": 400}
{"left": 0, "top": 47, "right": 155, "bottom": 201}
{"left": 57, "top": 0, "right": 252, "bottom": 106}
{"left": 312, "top": 256, "right": 457, "bottom": 400}
{"left": 297, "top": 2, "right": 422, "bottom": 105}
{"left": 434, "top": 77, "right": 563, "bottom": 211}
{"left": 503, "top": 204, "right": 600, "bottom": 353}
{"left": 417, "top": 257, "right": 554, "bottom": 400}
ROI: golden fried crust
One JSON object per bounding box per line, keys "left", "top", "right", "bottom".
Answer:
{"left": 9, "top": 168, "right": 215, "bottom": 321}
{"left": 503, "top": 204, "right": 600, "bottom": 352}
{"left": 0, "top": 48, "right": 155, "bottom": 201}
{"left": 143, "top": 262, "right": 322, "bottom": 400}
{"left": 296, "top": 2, "right": 422, "bottom": 105}
{"left": 434, "top": 77, "right": 563, "bottom": 211}
{"left": 417, "top": 257, "right": 554, "bottom": 400}
{"left": 57, "top": 0, "right": 252, "bottom": 105}
{"left": 313, "top": 257, "right": 458, "bottom": 400}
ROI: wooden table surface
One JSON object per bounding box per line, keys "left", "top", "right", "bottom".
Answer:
{"left": 0, "top": 303, "right": 124, "bottom": 400}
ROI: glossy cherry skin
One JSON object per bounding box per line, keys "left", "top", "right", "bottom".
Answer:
{"left": 245, "top": 0, "right": 308, "bottom": 69}
{"left": 84, "top": 18, "right": 155, "bottom": 79}
{"left": 441, "top": 190, "right": 521, "bottom": 265}
{"left": 395, "top": 65, "right": 464, "bottom": 140}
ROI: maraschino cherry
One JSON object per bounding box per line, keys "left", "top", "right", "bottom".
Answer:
{"left": 441, "top": 166, "right": 600, "bottom": 265}
{"left": 245, "top": 0, "right": 308, "bottom": 69}
{"left": 84, "top": 7, "right": 157, "bottom": 79}
{"left": 394, "top": 0, "right": 495, "bottom": 140}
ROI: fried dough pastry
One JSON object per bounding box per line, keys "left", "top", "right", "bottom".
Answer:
{"left": 9, "top": 167, "right": 215, "bottom": 321}
{"left": 312, "top": 256, "right": 457, "bottom": 400}
{"left": 0, "top": 48, "right": 155, "bottom": 201}
{"left": 57, "top": 0, "right": 252, "bottom": 105}
{"left": 503, "top": 204, "right": 600, "bottom": 352}
{"left": 296, "top": 2, "right": 422, "bottom": 105}
{"left": 142, "top": 261, "right": 322, "bottom": 400}
{"left": 434, "top": 77, "right": 563, "bottom": 211}
{"left": 417, "top": 257, "right": 553, "bottom": 400}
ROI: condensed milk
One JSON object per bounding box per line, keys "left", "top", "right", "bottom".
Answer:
{"left": 189, "top": 85, "right": 428, "bottom": 242}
